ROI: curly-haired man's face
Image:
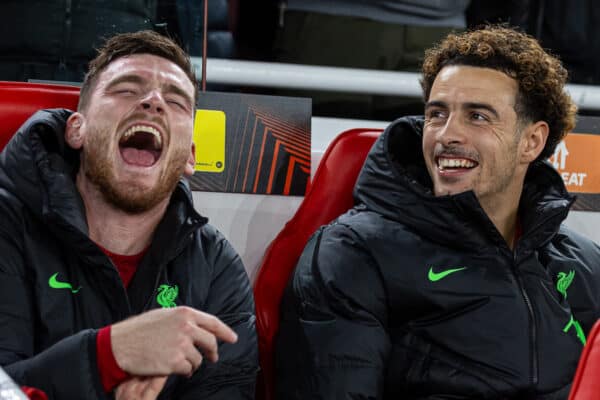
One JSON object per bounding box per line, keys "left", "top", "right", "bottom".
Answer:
{"left": 422, "top": 65, "right": 536, "bottom": 216}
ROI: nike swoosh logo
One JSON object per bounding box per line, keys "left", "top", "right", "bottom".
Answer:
{"left": 428, "top": 266, "right": 467, "bottom": 282}
{"left": 48, "top": 273, "right": 82, "bottom": 293}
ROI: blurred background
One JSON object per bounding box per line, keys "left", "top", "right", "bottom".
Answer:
{"left": 1, "top": 0, "right": 599, "bottom": 120}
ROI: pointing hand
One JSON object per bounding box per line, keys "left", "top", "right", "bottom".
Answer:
{"left": 111, "top": 307, "right": 238, "bottom": 376}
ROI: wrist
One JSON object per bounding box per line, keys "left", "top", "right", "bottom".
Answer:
{"left": 97, "top": 326, "right": 130, "bottom": 392}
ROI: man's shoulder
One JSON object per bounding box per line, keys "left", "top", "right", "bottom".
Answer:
{"left": 544, "top": 224, "right": 600, "bottom": 274}
{"left": 331, "top": 207, "right": 421, "bottom": 245}
{"left": 553, "top": 225, "right": 600, "bottom": 253}
{"left": 304, "top": 208, "right": 422, "bottom": 273}
{"left": 189, "top": 222, "right": 245, "bottom": 271}
{"left": 196, "top": 222, "right": 231, "bottom": 250}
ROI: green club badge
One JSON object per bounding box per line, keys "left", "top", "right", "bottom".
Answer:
{"left": 156, "top": 284, "right": 179, "bottom": 308}
{"left": 556, "top": 270, "right": 575, "bottom": 300}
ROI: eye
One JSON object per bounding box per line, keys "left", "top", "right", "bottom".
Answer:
{"left": 167, "top": 99, "right": 191, "bottom": 113}
{"left": 113, "top": 86, "right": 139, "bottom": 96}
{"left": 425, "top": 109, "right": 447, "bottom": 122}
{"left": 165, "top": 94, "right": 192, "bottom": 112}
{"left": 167, "top": 99, "right": 186, "bottom": 109}
{"left": 470, "top": 112, "right": 489, "bottom": 122}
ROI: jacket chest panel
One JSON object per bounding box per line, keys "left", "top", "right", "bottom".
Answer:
{"left": 33, "top": 257, "right": 116, "bottom": 350}
{"left": 129, "top": 247, "right": 211, "bottom": 313}
{"left": 374, "top": 238, "right": 584, "bottom": 394}
{"left": 373, "top": 238, "right": 519, "bottom": 319}
{"left": 23, "top": 233, "right": 124, "bottom": 347}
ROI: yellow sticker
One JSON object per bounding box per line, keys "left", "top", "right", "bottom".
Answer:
{"left": 193, "top": 109, "right": 226, "bottom": 173}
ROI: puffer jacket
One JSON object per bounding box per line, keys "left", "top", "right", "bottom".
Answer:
{"left": 0, "top": 109, "right": 258, "bottom": 399}
{"left": 276, "top": 116, "right": 600, "bottom": 399}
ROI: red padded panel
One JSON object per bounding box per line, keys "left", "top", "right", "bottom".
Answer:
{"left": 253, "top": 128, "right": 383, "bottom": 400}
{"left": 569, "top": 319, "right": 600, "bottom": 399}
{"left": 0, "top": 81, "right": 80, "bottom": 151}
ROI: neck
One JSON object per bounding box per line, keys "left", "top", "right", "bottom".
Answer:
{"left": 479, "top": 186, "right": 523, "bottom": 250}
{"left": 483, "top": 201, "right": 519, "bottom": 250}
{"left": 76, "top": 174, "right": 169, "bottom": 255}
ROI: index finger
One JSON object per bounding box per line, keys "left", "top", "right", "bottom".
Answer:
{"left": 193, "top": 311, "right": 238, "bottom": 344}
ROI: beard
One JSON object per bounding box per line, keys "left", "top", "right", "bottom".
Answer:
{"left": 81, "top": 124, "right": 189, "bottom": 214}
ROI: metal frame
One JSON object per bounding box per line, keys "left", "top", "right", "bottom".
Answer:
{"left": 191, "top": 57, "right": 600, "bottom": 110}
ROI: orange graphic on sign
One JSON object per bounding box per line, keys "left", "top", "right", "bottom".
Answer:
{"left": 549, "top": 133, "right": 600, "bottom": 193}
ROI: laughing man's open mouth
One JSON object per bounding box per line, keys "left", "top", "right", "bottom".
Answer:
{"left": 119, "top": 125, "right": 163, "bottom": 167}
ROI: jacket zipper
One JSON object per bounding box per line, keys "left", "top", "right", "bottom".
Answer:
{"left": 510, "top": 250, "right": 538, "bottom": 388}
{"left": 508, "top": 206, "right": 569, "bottom": 389}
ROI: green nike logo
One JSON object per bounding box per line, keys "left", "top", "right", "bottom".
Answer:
{"left": 428, "top": 266, "right": 467, "bottom": 282}
{"left": 48, "top": 273, "right": 82, "bottom": 293}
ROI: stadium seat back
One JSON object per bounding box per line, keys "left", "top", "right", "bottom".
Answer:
{"left": 0, "top": 81, "right": 80, "bottom": 151}
{"left": 253, "top": 128, "right": 383, "bottom": 400}
{"left": 569, "top": 319, "right": 600, "bottom": 399}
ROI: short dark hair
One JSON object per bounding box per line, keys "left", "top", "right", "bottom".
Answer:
{"left": 79, "top": 30, "right": 198, "bottom": 110}
{"left": 421, "top": 26, "right": 577, "bottom": 161}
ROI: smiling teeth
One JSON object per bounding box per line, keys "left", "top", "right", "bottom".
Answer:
{"left": 438, "top": 158, "right": 476, "bottom": 168}
{"left": 122, "top": 125, "right": 162, "bottom": 148}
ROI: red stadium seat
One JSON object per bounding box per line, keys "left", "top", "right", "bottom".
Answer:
{"left": 569, "top": 319, "right": 600, "bottom": 399}
{"left": 253, "top": 128, "right": 383, "bottom": 400}
{"left": 0, "top": 81, "right": 80, "bottom": 151}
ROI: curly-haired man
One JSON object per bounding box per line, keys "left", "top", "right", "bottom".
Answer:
{"left": 276, "top": 26, "right": 600, "bottom": 399}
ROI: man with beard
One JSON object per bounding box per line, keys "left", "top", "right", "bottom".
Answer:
{"left": 276, "top": 26, "right": 600, "bottom": 398}
{"left": 0, "top": 31, "right": 257, "bottom": 400}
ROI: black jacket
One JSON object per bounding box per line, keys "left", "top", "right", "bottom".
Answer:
{"left": 0, "top": 109, "right": 258, "bottom": 399}
{"left": 276, "top": 116, "right": 600, "bottom": 399}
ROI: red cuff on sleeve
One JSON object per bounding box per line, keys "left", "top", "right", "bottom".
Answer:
{"left": 96, "top": 326, "right": 130, "bottom": 392}
{"left": 21, "top": 387, "right": 48, "bottom": 400}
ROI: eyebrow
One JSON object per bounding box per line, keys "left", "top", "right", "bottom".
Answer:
{"left": 424, "top": 100, "right": 447, "bottom": 112}
{"left": 424, "top": 100, "right": 500, "bottom": 119}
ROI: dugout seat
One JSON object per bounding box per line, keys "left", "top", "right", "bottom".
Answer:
{"left": 253, "top": 128, "right": 383, "bottom": 400}
{"left": 569, "top": 319, "right": 600, "bottom": 399}
{"left": 0, "top": 81, "right": 79, "bottom": 151}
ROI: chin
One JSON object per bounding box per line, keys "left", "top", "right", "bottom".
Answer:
{"left": 434, "top": 185, "right": 472, "bottom": 197}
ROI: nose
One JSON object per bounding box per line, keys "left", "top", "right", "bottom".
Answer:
{"left": 140, "top": 89, "right": 165, "bottom": 114}
{"left": 437, "top": 115, "right": 466, "bottom": 147}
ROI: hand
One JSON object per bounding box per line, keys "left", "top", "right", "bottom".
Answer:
{"left": 114, "top": 376, "right": 168, "bottom": 400}
{"left": 111, "top": 307, "right": 238, "bottom": 376}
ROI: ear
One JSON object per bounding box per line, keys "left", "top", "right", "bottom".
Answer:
{"left": 184, "top": 142, "right": 195, "bottom": 177}
{"left": 65, "top": 113, "right": 85, "bottom": 149}
{"left": 520, "top": 121, "right": 549, "bottom": 164}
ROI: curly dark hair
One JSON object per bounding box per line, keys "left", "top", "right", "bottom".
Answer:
{"left": 78, "top": 30, "right": 198, "bottom": 111}
{"left": 421, "top": 26, "right": 576, "bottom": 161}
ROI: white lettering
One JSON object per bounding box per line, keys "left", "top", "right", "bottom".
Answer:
{"left": 561, "top": 172, "right": 587, "bottom": 186}
{"left": 568, "top": 173, "right": 580, "bottom": 186}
